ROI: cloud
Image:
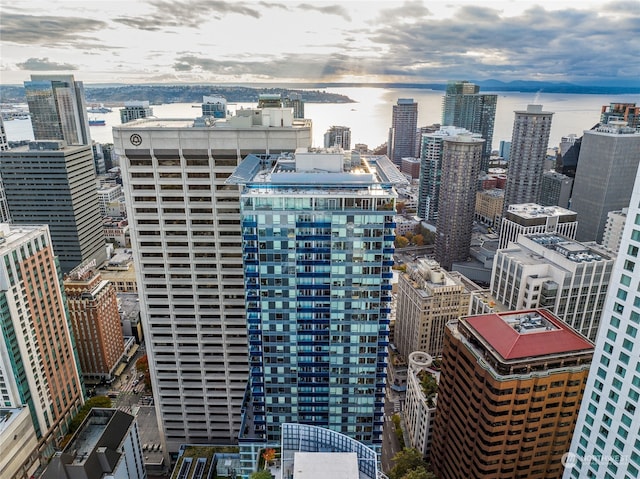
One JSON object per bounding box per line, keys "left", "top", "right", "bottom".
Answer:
{"left": 375, "top": 1, "right": 432, "bottom": 21}
{"left": 297, "top": 4, "right": 352, "bottom": 21}
{"left": 16, "top": 57, "right": 78, "bottom": 71}
{"left": 1, "top": 13, "right": 108, "bottom": 46}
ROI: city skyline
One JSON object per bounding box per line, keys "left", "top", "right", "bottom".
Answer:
{"left": 1, "top": 1, "right": 638, "bottom": 86}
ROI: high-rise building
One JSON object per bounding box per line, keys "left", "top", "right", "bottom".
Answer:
{"left": 24, "top": 74, "right": 91, "bottom": 145}
{"left": 499, "top": 140, "right": 511, "bottom": 162}
{"left": 491, "top": 233, "right": 615, "bottom": 341}
{"left": 40, "top": 408, "right": 145, "bottom": 479}
{"left": 600, "top": 102, "right": 639, "bottom": 129}
{"left": 417, "top": 126, "right": 469, "bottom": 221}
{"left": 475, "top": 189, "right": 504, "bottom": 227}
{"left": 113, "top": 108, "right": 312, "bottom": 452}
{"left": 64, "top": 266, "right": 125, "bottom": 383}
{"left": 539, "top": 170, "right": 573, "bottom": 208}
{"left": 503, "top": 105, "right": 554, "bottom": 213}
{"left": 435, "top": 133, "right": 485, "bottom": 270}
{"left": 564, "top": 161, "right": 640, "bottom": 479}
{"left": 0, "top": 117, "right": 8, "bottom": 151}
{"left": 556, "top": 134, "right": 582, "bottom": 178}
{"left": 570, "top": 123, "right": 640, "bottom": 243}
{"left": 0, "top": 174, "right": 10, "bottom": 224}
{"left": 442, "top": 81, "right": 497, "bottom": 171}
{"left": 431, "top": 309, "right": 593, "bottom": 479}
{"left": 0, "top": 224, "right": 84, "bottom": 457}
{"left": 324, "top": 125, "right": 351, "bottom": 150}
{"left": 201, "top": 96, "right": 227, "bottom": 119}
{"left": 499, "top": 203, "right": 577, "bottom": 249}
{"left": 388, "top": 98, "right": 418, "bottom": 164}
{"left": 395, "top": 259, "right": 470, "bottom": 359}
{"left": 283, "top": 92, "right": 305, "bottom": 119}
{"left": 120, "top": 100, "right": 154, "bottom": 124}
{"left": 0, "top": 406, "right": 40, "bottom": 479}
{"left": 0, "top": 141, "right": 106, "bottom": 273}
{"left": 602, "top": 207, "right": 628, "bottom": 254}
{"left": 228, "top": 149, "right": 401, "bottom": 471}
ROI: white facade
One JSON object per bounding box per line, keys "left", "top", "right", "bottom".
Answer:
{"left": 602, "top": 207, "right": 628, "bottom": 254}
{"left": 0, "top": 407, "right": 40, "bottom": 479}
{"left": 114, "top": 112, "right": 312, "bottom": 452}
{"left": 491, "top": 233, "right": 615, "bottom": 341}
{"left": 97, "top": 184, "right": 123, "bottom": 217}
{"left": 404, "top": 352, "right": 438, "bottom": 458}
{"left": 565, "top": 159, "right": 640, "bottom": 478}
{"left": 499, "top": 203, "right": 578, "bottom": 249}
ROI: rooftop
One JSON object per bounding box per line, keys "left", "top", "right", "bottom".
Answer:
{"left": 0, "top": 407, "right": 25, "bottom": 435}
{"left": 505, "top": 203, "right": 576, "bottom": 219}
{"left": 512, "top": 234, "right": 613, "bottom": 264}
{"left": 464, "top": 309, "right": 593, "bottom": 361}
{"left": 293, "top": 452, "right": 359, "bottom": 479}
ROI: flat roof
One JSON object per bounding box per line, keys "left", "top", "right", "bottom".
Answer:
{"left": 465, "top": 309, "right": 593, "bottom": 360}
{"left": 293, "top": 452, "right": 359, "bottom": 479}
{"left": 505, "top": 203, "right": 576, "bottom": 219}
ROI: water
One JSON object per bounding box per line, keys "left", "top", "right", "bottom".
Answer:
{"left": 4, "top": 87, "right": 638, "bottom": 151}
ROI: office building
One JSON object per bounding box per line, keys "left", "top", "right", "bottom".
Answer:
{"left": 602, "top": 207, "right": 628, "bottom": 254}
{"left": 114, "top": 107, "right": 312, "bottom": 452}
{"left": 120, "top": 100, "right": 154, "bottom": 124}
{"left": 201, "top": 95, "right": 227, "bottom": 119}
{"left": 491, "top": 233, "right": 615, "bottom": 341}
{"left": 600, "top": 102, "right": 639, "bottom": 129}
{"left": 400, "top": 157, "right": 420, "bottom": 179}
{"left": 556, "top": 134, "right": 582, "bottom": 178}
{"left": 324, "top": 125, "right": 351, "bottom": 150}
{"left": 539, "top": 171, "right": 573, "bottom": 208}
{"left": 435, "top": 133, "right": 485, "bottom": 269}
{"left": 0, "top": 117, "right": 8, "bottom": 151}
{"left": 0, "top": 406, "right": 40, "bottom": 479}
{"left": 475, "top": 189, "right": 504, "bottom": 227}
{"left": 0, "top": 175, "right": 10, "bottom": 224}
{"left": 395, "top": 259, "right": 470, "bottom": 360}
{"left": 499, "top": 140, "right": 510, "bottom": 161}
{"left": 388, "top": 98, "right": 418, "bottom": 164}
{"left": 40, "top": 409, "right": 145, "bottom": 479}
{"left": 0, "top": 224, "right": 84, "bottom": 457}
{"left": 503, "top": 105, "right": 554, "bottom": 213}
{"left": 431, "top": 309, "right": 594, "bottom": 479}
{"left": 564, "top": 160, "right": 640, "bottom": 479}
{"left": 499, "top": 203, "right": 577, "bottom": 249}
{"left": 96, "top": 183, "right": 123, "bottom": 218}
{"left": 570, "top": 123, "right": 640, "bottom": 243}
{"left": 24, "top": 74, "right": 91, "bottom": 145}
{"left": 64, "top": 266, "right": 125, "bottom": 383}
{"left": 0, "top": 141, "right": 106, "bottom": 273}
{"left": 415, "top": 124, "right": 440, "bottom": 159}
{"left": 404, "top": 352, "right": 439, "bottom": 459}
{"left": 442, "top": 81, "right": 497, "bottom": 171}
{"left": 283, "top": 92, "right": 305, "bottom": 119}
{"left": 228, "top": 149, "right": 401, "bottom": 469}
{"left": 417, "top": 126, "right": 470, "bottom": 221}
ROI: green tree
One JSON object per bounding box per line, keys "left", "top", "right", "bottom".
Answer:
{"left": 68, "top": 396, "right": 112, "bottom": 434}
{"left": 389, "top": 448, "right": 428, "bottom": 479}
{"left": 413, "top": 234, "right": 424, "bottom": 246}
{"left": 395, "top": 236, "right": 409, "bottom": 248}
{"left": 136, "top": 354, "right": 151, "bottom": 389}
{"left": 250, "top": 471, "right": 272, "bottom": 479}
{"left": 400, "top": 466, "right": 437, "bottom": 479}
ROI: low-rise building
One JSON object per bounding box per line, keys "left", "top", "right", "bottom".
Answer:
{"left": 404, "top": 352, "right": 439, "bottom": 458}
{"left": 0, "top": 407, "right": 40, "bottom": 479}
{"left": 475, "top": 188, "right": 504, "bottom": 227}
{"left": 499, "top": 203, "right": 577, "bottom": 249}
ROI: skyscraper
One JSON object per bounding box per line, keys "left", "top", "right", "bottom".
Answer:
{"left": 24, "top": 74, "right": 91, "bottom": 145}
{"left": 114, "top": 107, "right": 312, "bottom": 453}
{"left": 570, "top": 123, "right": 640, "bottom": 243}
{"left": 600, "top": 102, "right": 639, "bottom": 129}
{"left": 0, "top": 116, "right": 8, "bottom": 151}
{"left": 0, "top": 141, "right": 106, "bottom": 273}
{"left": 227, "top": 149, "right": 401, "bottom": 473}
{"left": 499, "top": 203, "right": 577, "bottom": 249}
{"left": 435, "top": 133, "right": 485, "bottom": 270}
{"left": 324, "top": 125, "right": 351, "bottom": 150}
{"left": 417, "top": 126, "right": 469, "bottom": 221}
{"left": 502, "top": 105, "right": 554, "bottom": 213}
{"left": 442, "top": 81, "right": 497, "bottom": 172}
{"left": 120, "top": 100, "right": 154, "bottom": 124}
{"left": 431, "top": 309, "right": 593, "bottom": 479}
{"left": 0, "top": 224, "right": 84, "bottom": 457}
{"left": 539, "top": 170, "right": 573, "bottom": 208}
{"left": 564, "top": 159, "right": 640, "bottom": 479}
{"left": 201, "top": 95, "right": 227, "bottom": 119}
{"left": 388, "top": 98, "right": 418, "bottom": 164}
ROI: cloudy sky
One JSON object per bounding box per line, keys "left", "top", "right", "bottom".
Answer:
{"left": 1, "top": 0, "right": 639, "bottom": 85}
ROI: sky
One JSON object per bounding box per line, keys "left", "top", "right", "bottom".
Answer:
{"left": 1, "top": 0, "right": 639, "bottom": 86}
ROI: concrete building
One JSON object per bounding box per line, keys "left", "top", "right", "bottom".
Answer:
{"left": 395, "top": 259, "right": 470, "bottom": 360}
{"left": 324, "top": 125, "right": 351, "bottom": 150}
{"left": 475, "top": 188, "right": 504, "bottom": 227}
{"left": 602, "top": 207, "right": 628, "bottom": 254}
{"left": 0, "top": 224, "right": 84, "bottom": 457}
{"left": 539, "top": 170, "right": 573, "bottom": 208}
{"left": 24, "top": 74, "right": 91, "bottom": 145}
{"left": 96, "top": 183, "right": 123, "bottom": 217}
{"left": 600, "top": 102, "right": 639, "bottom": 129}
{"left": 435, "top": 133, "right": 485, "bottom": 269}
{"left": 491, "top": 233, "right": 614, "bottom": 341}
{"left": 442, "top": 81, "right": 497, "bottom": 171}
{"left": 283, "top": 92, "right": 305, "bottom": 119}
{"left": 417, "top": 126, "right": 470, "bottom": 221}
{"left": 0, "top": 141, "right": 106, "bottom": 273}
{"left": 0, "top": 406, "right": 40, "bottom": 479}
{"left": 565, "top": 157, "right": 640, "bottom": 479}
{"left": 570, "top": 123, "right": 640, "bottom": 243}
{"left": 64, "top": 266, "right": 125, "bottom": 383}
{"left": 0, "top": 117, "right": 8, "bottom": 151}
{"left": 120, "top": 100, "right": 154, "bottom": 124}
{"left": 556, "top": 134, "right": 582, "bottom": 178}
{"left": 102, "top": 217, "right": 130, "bottom": 248}
{"left": 388, "top": 99, "right": 418, "bottom": 164}
{"left": 499, "top": 203, "right": 577, "bottom": 249}
{"left": 228, "top": 150, "right": 403, "bottom": 472}
{"left": 40, "top": 408, "right": 145, "bottom": 479}
{"left": 400, "top": 156, "right": 420, "bottom": 179}
{"left": 498, "top": 140, "right": 510, "bottom": 161}
{"left": 503, "top": 105, "right": 554, "bottom": 213}
{"left": 431, "top": 309, "right": 594, "bottom": 479}
{"left": 100, "top": 253, "right": 138, "bottom": 294}
{"left": 404, "top": 352, "right": 439, "bottom": 459}
{"left": 114, "top": 106, "right": 312, "bottom": 453}
{"left": 201, "top": 96, "right": 227, "bottom": 119}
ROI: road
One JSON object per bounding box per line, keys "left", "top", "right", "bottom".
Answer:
{"left": 381, "top": 387, "right": 404, "bottom": 474}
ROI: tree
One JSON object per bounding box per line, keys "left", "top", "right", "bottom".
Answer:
{"left": 400, "top": 466, "right": 437, "bottom": 479}
{"left": 250, "top": 471, "right": 272, "bottom": 479}
{"left": 396, "top": 201, "right": 406, "bottom": 213}
{"left": 395, "top": 236, "right": 409, "bottom": 248}
{"left": 389, "top": 448, "right": 428, "bottom": 479}
{"left": 262, "top": 448, "right": 276, "bottom": 467}
{"left": 413, "top": 234, "right": 424, "bottom": 246}
{"left": 136, "top": 354, "right": 151, "bottom": 389}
